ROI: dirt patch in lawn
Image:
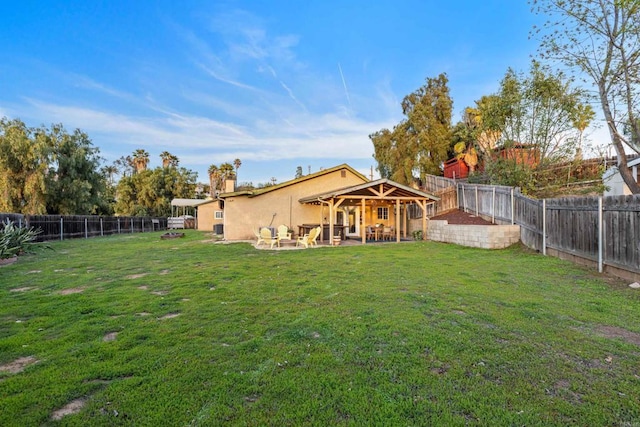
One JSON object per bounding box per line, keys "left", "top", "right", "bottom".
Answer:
{"left": 10, "top": 286, "right": 36, "bottom": 292}
{"left": 51, "top": 398, "right": 87, "bottom": 421}
{"left": 159, "top": 313, "right": 181, "bottom": 320}
{"left": 59, "top": 287, "right": 85, "bottom": 295}
{"left": 126, "top": 273, "right": 148, "bottom": 280}
{"left": 0, "top": 356, "right": 38, "bottom": 374}
{"left": 103, "top": 332, "right": 119, "bottom": 342}
{"left": 431, "top": 210, "right": 494, "bottom": 225}
{"left": 596, "top": 325, "right": 640, "bottom": 347}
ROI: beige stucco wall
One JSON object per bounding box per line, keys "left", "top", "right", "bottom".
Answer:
{"left": 197, "top": 200, "right": 224, "bottom": 232}
{"left": 222, "top": 168, "right": 367, "bottom": 240}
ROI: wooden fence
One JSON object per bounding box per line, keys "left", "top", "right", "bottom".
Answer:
{"left": 0, "top": 214, "right": 167, "bottom": 242}
{"left": 452, "top": 181, "right": 640, "bottom": 280}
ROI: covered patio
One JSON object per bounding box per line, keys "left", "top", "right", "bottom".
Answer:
{"left": 298, "top": 179, "right": 439, "bottom": 244}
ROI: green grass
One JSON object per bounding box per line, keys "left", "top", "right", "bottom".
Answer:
{"left": 1, "top": 231, "right": 640, "bottom": 426}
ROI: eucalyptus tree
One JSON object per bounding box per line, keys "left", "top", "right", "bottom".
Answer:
{"left": 371, "top": 73, "right": 453, "bottom": 184}
{"left": 0, "top": 118, "right": 48, "bottom": 214}
{"left": 531, "top": 0, "right": 640, "bottom": 193}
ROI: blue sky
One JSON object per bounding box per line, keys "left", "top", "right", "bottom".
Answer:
{"left": 1, "top": 0, "right": 544, "bottom": 185}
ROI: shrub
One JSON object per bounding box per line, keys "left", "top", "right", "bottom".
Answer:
{"left": 0, "top": 219, "right": 42, "bottom": 259}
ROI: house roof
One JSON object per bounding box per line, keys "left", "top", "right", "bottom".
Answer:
{"left": 218, "top": 164, "right": 368, "bottom": 198}
{"left": 299, "top": 178, "right": 439, "bottom": 205}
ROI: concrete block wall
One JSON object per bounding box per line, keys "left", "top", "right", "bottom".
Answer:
{"left": 427, "top": 220, "right": 520, "bottom": 249}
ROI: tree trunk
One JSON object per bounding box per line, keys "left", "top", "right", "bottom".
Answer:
{"left": 599, "top": 81, "right": 640, "bottom": 194}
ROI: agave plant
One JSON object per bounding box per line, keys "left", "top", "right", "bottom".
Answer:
{"left": 0, "top": 219, "right": 42, "bottom": 259}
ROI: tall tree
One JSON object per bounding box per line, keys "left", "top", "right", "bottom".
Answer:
{"left": 45, "top": 124, "right": 107, "bottom": 215}
{"left": 132, "top": 149, "right": 150, "bottom": 173}
{"left": 480, "top": 62, "right": 592, "bottom": 166}
{"left": 207, "top": 164, "right": 220, "bottom": 197}
{"left": 233, "top": 158, "right": 242, "bottom": 180}
{"left": 114, "top": 165, "right": 197, "bottom": 216}
{"left": 532, "top": 0, "right": 640, "bottom": 193}
{"left": 0, "top": 118, "right": 48, "bottom": 214}
{"left": 371, "top": 73, "right": 453, "bottom": 184}
{"left": 160, "top": 151, "right": 179, "bottom": 168}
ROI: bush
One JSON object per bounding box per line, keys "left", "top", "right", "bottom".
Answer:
{"left": 0, "top": 219, "right": 41, "bottom": 259}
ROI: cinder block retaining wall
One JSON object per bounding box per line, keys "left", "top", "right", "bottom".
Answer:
{"left": 427, "top": 220, "right": 520, "bottom": 249}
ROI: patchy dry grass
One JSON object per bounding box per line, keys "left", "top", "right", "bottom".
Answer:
{"left": 1, "top": 231, "right": 639, "bottom": 425}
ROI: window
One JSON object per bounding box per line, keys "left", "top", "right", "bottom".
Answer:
{"left": 341, "top": 169, "right": 347, "bottom": 178}
{"left": 214, "top": 211, "right": 223, "bottom": 219}
{"left": 377, "top": 207, "right": 388, "bottom": 220}
{"left": 407, "top": 203, "right": 422, "bottom": 219}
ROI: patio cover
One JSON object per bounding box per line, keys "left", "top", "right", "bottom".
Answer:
{"left": 170, "top": 198, "right": 210, "bottom": 218}
{"left": 299, "top": 179, "right": 439, "bottom": 244}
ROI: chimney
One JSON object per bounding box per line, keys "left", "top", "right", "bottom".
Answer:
{"left": 225, "top": 176, "right": 236, "bottom": 193}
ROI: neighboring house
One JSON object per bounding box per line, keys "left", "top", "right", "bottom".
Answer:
{"left": 603, "top": 157, "right": 640, "bottom": 196}
{"left": 215, "top": 164, "right": 439, "bottom": 243}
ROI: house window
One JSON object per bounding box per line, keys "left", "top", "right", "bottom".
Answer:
{"left": 407, "top": 203, "right": 422, "bottom": 219}
{"left": 377, "top": 207, "right": 388, "bottom": 220}
{"left": 341, "top": 170, "right": 347, "bottom": 178}
{"left": 214, "top": 211, "right": 223, "bottom": 219}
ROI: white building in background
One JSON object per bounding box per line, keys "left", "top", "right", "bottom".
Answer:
{"left": 603, "top": 157, "right": 640, "bottom": 196}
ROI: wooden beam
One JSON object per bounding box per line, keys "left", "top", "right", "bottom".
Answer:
{"left": 395, "top": 198, "right": 400, "bottom": 242}
{"left": 361, "top": 198, "right": 366, "bottom": 244}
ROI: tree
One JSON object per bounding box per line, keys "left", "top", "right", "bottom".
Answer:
{"left": 160, "top": 151, "right": 179, "bottom": 168}
{"left": 371, "top": 73, "right": 453, "bottom": 184}
{"left": 114, "top": 165, "right": 197, "bottom": 216}
{"left": 207, "top": 164, "right": 220, "bottom": 197}
{"left": 532, "top": 0, "right": 640, "bottom": 193}
{"left": 233, "top": 158, "right": 242, "bottom": 179}
{"left": 0, "top": 118, "right": 48, "bottom": 214}
{"left": 481, "top": 62, "right": 590, "bottom": 166}
{"left": 295, "top": 166, "right": 303, "bottom": 179}
{"left": 45, "top": 124, "right": 107, "bottom": 215}
{"left": 132, "top": 149, "right": 150, "bottom": 173}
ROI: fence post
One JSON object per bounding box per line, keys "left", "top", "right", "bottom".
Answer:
{"left": 542, "top": 199, "right": 546, "bottom": 256}
{"left": 100, "top": 217, "right": 104, "bottom": 237}
{"left": 511, "top": 188, "right": 515, "bottom": 225}
{"left": 117, "top": 218, "right": 120, "bottom": 234}
{"left": 60, "top": 217, "right": 63, "bottom": 240}
{"left": 85, "top": 218, "right": 88, "bottom": 239}
{"left": 492, "top": 187, "right": 496, "bottom": 224}
{"left": 142, "top": 218, "right": 145, "bottom": 232}
{"left": 462, "top": 185, "right": 467, "bottom": 213}
{"left": 475, "top": 186, "right": 479, "bottom": 216}
{"left": 131, "top": 218, "right": 134, "bottom": 233}
{"left": 598, "top": 197, "right": 603, "bottom": 273}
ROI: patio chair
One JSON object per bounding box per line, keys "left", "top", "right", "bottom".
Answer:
{"left": 310, "top": 226, "right": 321, "bottom": 247}
{"left": 260, "top": 227, "right": 280, "bottom": 249}
{"left": 366, "top": 226, "right": 375, "bottom": 240}
{"left": 296, "top": 226, "right": 319, "bottom": 248}
{"left": 254, "top": 229, "right": 265, "bottom": 246}
{"left": 277, "top": 224, "right": 292, "bottom": 240}
{"left": 382, "top": 226, "right": 392, "bottom": 240}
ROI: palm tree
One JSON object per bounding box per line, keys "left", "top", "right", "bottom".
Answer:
{"left": 160, "top": 151, "right": 178, "bottom": 168}
{"left": 219, "top": 162, "right": 235, "bottom": 181}
{"left": 132, "top": 149, "right": 150, "bottom": 173}
{"left": 207, "top": 164, "right": 220, "bottom": 197}
{"left": 233, "top": 158, "right": 242, "bottom": 180}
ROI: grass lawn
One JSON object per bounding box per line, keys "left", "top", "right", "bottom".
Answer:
{"left": 1, "top": 231, "right": 640, "bottom": 426}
